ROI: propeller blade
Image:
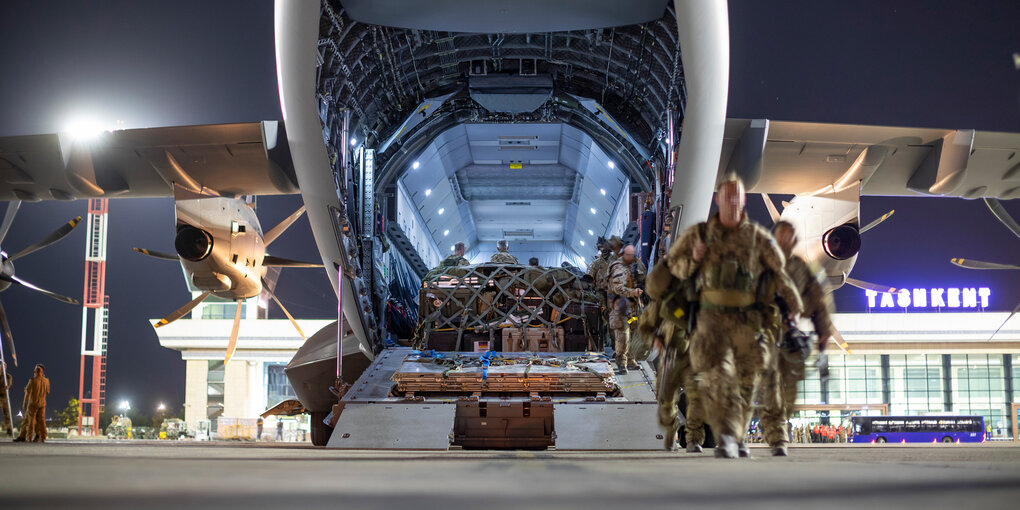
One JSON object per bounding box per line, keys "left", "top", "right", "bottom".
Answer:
{"left": 988, "top": 302, "right": 1020, "bottom": 341}
{"left": 224, "top": 300, "right": 243, "bottom": 365}
{"left": 0, "top": 200, "right": 21, "bottom": 246}
{"left": 829, "top": 328, "right": 852, "bottom": 355}
{"left": 264, "top": 206, "right": 307, "bottom": 247}
{"left": 9, "top": 216, "right": 83, "bottom": 261}
{"left": 0, "top": 300, "right": 17, "bottom": 367}
{"left": 133, "top": 247, "right": 179, "bottom": 261}
{"left": 859, "top": 209, "right": 895, "bottom": 234}
{"left": 950, "top": 258, "right": 1020, "bottom": 271}
{"left": 262, "top": 277, "right": 305, "bottom": 340}
{"left": 760, "top": 193, "right": 781, "bottom": 226}
{"left": 984, "top": 197, "right": 1020, "bottom": 240}
{"left": 262, "top": 255, "right": 322, "bottom": 268}
{"left": 845, "top": 277, "right": 898, "bottom": 294}
{"left": 154, "top": 291, "right": 211, "bottom": 328}
{"left": 7, "top": 275, "right": 79, "bottom": 305}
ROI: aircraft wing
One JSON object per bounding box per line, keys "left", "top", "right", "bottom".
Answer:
{"left": 0, "top": 121, "right": 297, "bottom": 201}
{"left": 720, "top": 119, "right": 1020, "bottom": 199}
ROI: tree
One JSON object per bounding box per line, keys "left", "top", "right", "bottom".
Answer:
{"left": 55, "top": 397, "right": 80, "bottom": 429}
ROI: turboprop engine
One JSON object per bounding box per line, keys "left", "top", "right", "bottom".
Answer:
{"left": 135, "top": 188, "right": 320, "bottom": 363}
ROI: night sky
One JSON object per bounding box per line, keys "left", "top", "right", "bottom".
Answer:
{"left": 0, "top": 1, "right": 1019, "bottom": 417}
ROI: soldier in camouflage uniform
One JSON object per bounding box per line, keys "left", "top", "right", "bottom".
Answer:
{"left": 440, "top": 242, "right": 470, "bottom": 268}
{"left": 489, "top": 239, "right": 519, "bottom": 264}
{"left": 607, "top": 245, "right": 645, "bottom": 373}
{"left": 640, "top": 261, "right": 707, "bottom": 453}
{"left": 667, "top": 176, "right": 802, "bottom": 458}
{"left": 758, "top": 221, "right": 836, "bottom": 456}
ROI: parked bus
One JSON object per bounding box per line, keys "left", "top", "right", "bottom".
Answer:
{"left": 850, "top": 415, "right": 985, "bottom": 444}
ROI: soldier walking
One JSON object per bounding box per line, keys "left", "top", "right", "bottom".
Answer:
{"left": 666, "top": 176, "right": 802, "bottom": 458}
{"left": 758, "top": 221, "right": 836, "bottom": 456}
{"left": 14, "top": 364, "right": 49, "bottom": 443}
{"left": 640, "top": 260, "right": 707, "bottom": 453}
{"left": 607, "top": 245, "right": 645, "bottom": 373}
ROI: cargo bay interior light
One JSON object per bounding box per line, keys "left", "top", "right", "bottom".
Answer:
{"left": 443, "top": 229, "right": 449, "bottom": 236}
{"left": 588, "top": 229, "right": 594, "bottom": 236}
{"left": 580, "top": 240, "right": 585, "bottom": 246}
{"left": 350, "top": 137, "right": 357, "bottom": 146}
{"left": 600, "top": 188, "right": 607, "bottom": 196}
{"left": 412, "top": 161, "right": 420, "bottom": 170}
{"left": 607, "top": 161, "right": 615, "bottom": 169}
{"left": 425, "top": 188, "right": 431, "bottom": 196}
{"left": 438, "top": 208, "right": 445, "bottom": 215}
{"left": 590, "top": 207, "right": 597, "bottom": 214}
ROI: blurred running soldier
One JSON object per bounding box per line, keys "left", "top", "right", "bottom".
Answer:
{"left": 640, "top": 260, "right": 707, "bottom": 453}
{"left": 758, "top": 221, "right": 835, "bottom": 456}
{"left": 667, "top": 176, "right": 802, "bottom": 458}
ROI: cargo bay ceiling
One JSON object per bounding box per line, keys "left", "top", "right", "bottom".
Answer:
{"left": 315, "top": 0, "right": 685, "bottom": 267}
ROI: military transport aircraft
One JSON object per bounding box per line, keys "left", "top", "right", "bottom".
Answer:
{"left": 1, "top": 0, "right": 1018, "bottom": 445}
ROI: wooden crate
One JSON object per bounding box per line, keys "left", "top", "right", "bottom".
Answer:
{"left": 501, "top": 327, "right": 564, "bottom": 352}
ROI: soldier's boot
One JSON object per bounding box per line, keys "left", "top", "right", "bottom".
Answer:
{"left": 771, "top": 442, "right": 788, "bottom": 457}
{"left": 686, "top": 441, "right": 703, "bottom": 453}
{"left": 714, "top": 434, "right": 739, "bottom": 459}
{"left": 615, "top": 356, "right": 628, "bottom": 375}
{"left": 627, "top": 358, "right": 640, "bottom": 370}
{"left": 738, "top": 442, "right": 751, "bottom": 458}
{"left": 664, "top": 431, "right": 678, "bottom": 452}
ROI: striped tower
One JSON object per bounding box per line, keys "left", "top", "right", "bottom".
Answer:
{"left": 77, "top": 199, "right": 109, "bottom": 436}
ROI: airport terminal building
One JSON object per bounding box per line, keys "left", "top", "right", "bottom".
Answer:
{"left": 795, "top": 287, "right": 1019, "bottom": 441}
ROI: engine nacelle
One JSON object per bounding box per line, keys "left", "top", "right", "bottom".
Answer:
{"left": 821, "top": 223, "right": 861, "bottom": 261}
{"left": 776, "top": 188, "right": 860, "bottom": 291}
{"left": 175, "top": 225, "right": 214, "bottom": 262}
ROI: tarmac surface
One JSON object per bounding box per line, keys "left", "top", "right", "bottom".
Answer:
{"left": 0, "top": 441, "right": 1018, "bottom": 510}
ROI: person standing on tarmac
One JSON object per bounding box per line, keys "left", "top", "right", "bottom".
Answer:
{"left": 758, "top": 221, "right": 836, "bottom": 456}
{"left": 606, "top": 245, "right": 645, "bottom": 373}
{"left": 666, "top": 175, "right": 802, "bottom": 458}
{"left": 14, "top": 364, "right": 49, "bottom": 443}
{"left": 0, "top": 363, "right": 13, "bottom": 437}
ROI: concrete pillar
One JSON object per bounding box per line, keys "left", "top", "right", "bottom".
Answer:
{"left": 223, "top": 360, "right": 251, "bottom": 419}
{"left": 184, "top": 360, "right": 208, "bottom": 431}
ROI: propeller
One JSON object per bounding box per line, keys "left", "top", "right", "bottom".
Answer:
{"left": 988, "top": 302, "right": 1020, "bottom": 341}
{"left": 761, "top": 193, "right": 781, "bottom": 225}
{"left": 950, "top": 255, "right": 1019, "bottom": 341}
{"left": 224, "top": 299, "right": 243, "bottom": 365}
{"left": 153, "top": 291, "right": 212, "bottom": 328}
{"left": 984, "top": 197, "right": 1020, "bottom": 239}
{"left": 264, "top": 206, "right": 306, "bottom": 247}
{"left": 9, "top": 216, "right": 82, "bottom": 261}
{"left": 0, "top": 201, "right": 21, "bottom": 245}
{"left": 261, "top": 277, "right": 305, "bottom": 340}
{"left": 0, "top": 300, "right": 16, "bottom": 367}
{"left": 950, "top": 258, "right": 1020, "bottom": 271}
{"left": 263, "top": 255, "right": 322, "bottom": 268}
{"left": 133, "top": 248, "right": 179, "bottom": 261}
{"left": 845, "top": 278, "right": 898, "bottom": 294}
{"left": 859, "top": 209, "right": 895, "bottom": 235}
{"left": 3, "top": 275, "right": 79, "bottom": 305}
